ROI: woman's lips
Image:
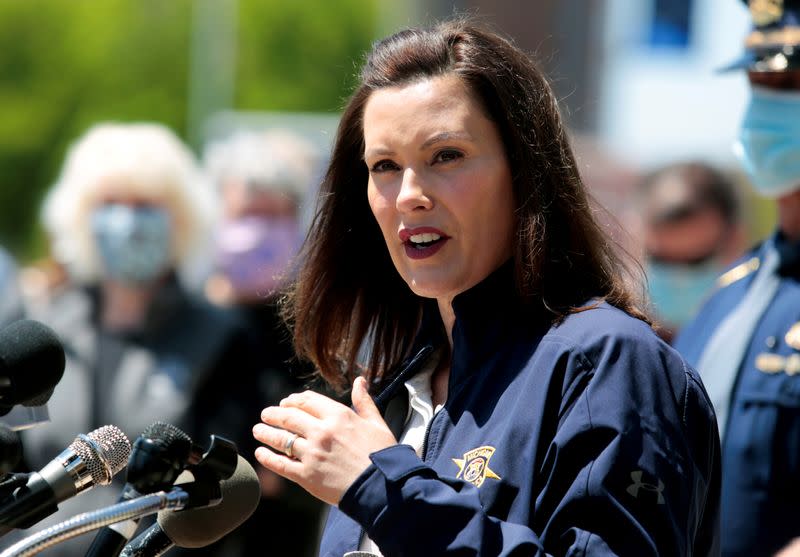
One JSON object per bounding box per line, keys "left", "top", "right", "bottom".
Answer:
{"left": 399, "top": 226, "right": 449, "bottom": 260}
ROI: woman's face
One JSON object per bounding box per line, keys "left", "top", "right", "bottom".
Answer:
{"left": 363, "top": 75, "right": 515, "bottom": 303}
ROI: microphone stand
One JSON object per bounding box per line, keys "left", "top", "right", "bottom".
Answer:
{"left": 0, "top": 489, "right": 189, "bottom": 557}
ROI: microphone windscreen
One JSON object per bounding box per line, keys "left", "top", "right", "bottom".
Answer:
{"left": 158, "top": 455, "right": 260, "bottom": 548}
{"left": 0, "top": 320, "right": 65, "bottom": 406}
{"left": 142, "top": 422, "right": 193, "bottom": 446}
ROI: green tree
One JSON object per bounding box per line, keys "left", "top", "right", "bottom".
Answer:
{"left": 0, "top": 0, "right": 377, "bottom": 260}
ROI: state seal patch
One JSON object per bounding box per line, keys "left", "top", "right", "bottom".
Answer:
{"left": 453, "top": 445, "right": 501, "bottom": 488}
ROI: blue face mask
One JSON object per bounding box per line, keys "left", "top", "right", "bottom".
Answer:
{"left": 646, "top": 260, "right": 721, "bottom": 327}
{"left": 735, "top": 86, "right": 800, "bottom": 198}
{"left": 92, "top": 204, "right": 172, "bottom": 285}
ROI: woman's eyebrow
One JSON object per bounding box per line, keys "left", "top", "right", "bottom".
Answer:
{"left": 363, "top": 147, "right": 395, "bottom": 161}
{"left": 419, "top": 131, "right": 472, "bottom": 150}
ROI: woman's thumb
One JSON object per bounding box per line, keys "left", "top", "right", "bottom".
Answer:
{"left": 351, "top": 376, "right": 381, "bottom": 420}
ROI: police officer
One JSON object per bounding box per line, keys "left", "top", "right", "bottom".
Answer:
{"left": 674, "top": 1, "right": 800, "bottom": 556}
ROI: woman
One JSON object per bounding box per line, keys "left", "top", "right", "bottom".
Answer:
{"left": 253, "top": 19, "right": 720, "bottom": 556}
{"left": 18, "top": 123, "right": 260, "bottom": 556}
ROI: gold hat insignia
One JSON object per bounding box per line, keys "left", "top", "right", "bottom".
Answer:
{"left": 750, "top": 0, "right": 785, "bottom": 27}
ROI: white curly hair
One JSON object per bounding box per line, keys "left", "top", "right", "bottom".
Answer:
{"left": 42, "top": 122, "right": 218, "bottom": 286}
{"left": 202, "top": 128, "right": 320, "bottom": 200}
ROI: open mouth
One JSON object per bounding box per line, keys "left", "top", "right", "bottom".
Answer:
{"left": 400, "top": 228, "right": 449, "bottom": 259}
{"left": 408, "top": 232, "right": 444, "bottom": 249}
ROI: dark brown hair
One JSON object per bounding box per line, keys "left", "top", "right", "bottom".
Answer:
{"left": 284, "top": 18, "right": 647, "bottom": 391}
{"left": 640, "top": 161, "right": 740, "bottom": 226}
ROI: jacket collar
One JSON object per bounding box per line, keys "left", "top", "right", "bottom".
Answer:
{"left": 449, "top": 259, "right": 535, "bottom": 384}
{"left": 374, "top": 259, "right": 542, "bottom": 411}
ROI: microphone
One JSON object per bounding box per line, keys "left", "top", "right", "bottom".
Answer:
{"left": 0, "top": 425, "right": 131, "bottom": 535}
{"left": 0, "top": 319, "right": 65, "bottom": 415}
{"left": 0, "top": 425, "right": 22, "bottom": 477}
{"left": 120, "top": 455, "right": 260, "bottom": 556}
{"left": 85, "top": 422, "right": 195, "bottom": 557}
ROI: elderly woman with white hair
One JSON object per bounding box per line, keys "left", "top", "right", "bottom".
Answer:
{"left": 16, "top": 122, "right": 261, "bottom": 556}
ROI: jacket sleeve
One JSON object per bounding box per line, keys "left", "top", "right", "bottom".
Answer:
{"left": 337, "top": 335, "right": 720, "bottom": 557}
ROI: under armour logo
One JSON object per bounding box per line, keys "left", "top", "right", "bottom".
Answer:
{"left": 626, "top": 470, "right": 665, "bottom": 504}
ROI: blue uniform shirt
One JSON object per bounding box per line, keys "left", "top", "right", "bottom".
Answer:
{"left": 675, "top": 230, "right": 800, "bottom": 557}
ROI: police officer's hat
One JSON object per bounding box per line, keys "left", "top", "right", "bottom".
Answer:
{"left": 721, "top": 0, "right": 800, "bottom": 72}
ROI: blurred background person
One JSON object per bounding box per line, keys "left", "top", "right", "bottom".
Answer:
{"left": 639, "top": 161, "right": 746, "bottom": 341}
{"left": 203, "top": 128, "right": 325, "bottom": 557}
{"left": 0, "top": 246, "right": 24, "bottom": 327}
{"left": 11, "top": 122, "right": 261, "bottom": 556}
{"left": 674, "top": 1, "right": 800, "bottom": 555}
{"left": 204, "top": 128, "right": 314, "bottom": 310}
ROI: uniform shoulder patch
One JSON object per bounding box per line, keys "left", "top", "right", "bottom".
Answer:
{"left": 453, "top": 445, "right": 501, "bottom": 488}
{"left": 717, "top": 257, "right": 760, "bottom": 288}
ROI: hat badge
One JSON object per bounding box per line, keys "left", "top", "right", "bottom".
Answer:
{"left": 750, "top": 0, "right": 785, "bottom": 27}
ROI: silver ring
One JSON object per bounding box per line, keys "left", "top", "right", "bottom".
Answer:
{"left": 285, "top": 433, "right": 299, "bottom": 459}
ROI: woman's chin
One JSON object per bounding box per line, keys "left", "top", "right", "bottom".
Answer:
{"left": 405, "top": 276, "right": 459, "bottom": 301}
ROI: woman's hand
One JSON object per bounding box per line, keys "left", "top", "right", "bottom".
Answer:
{"left": 776, "top": 538, "right": 800, "bottom": 557}
{"left": 252, "top": 376, "right": 397, "bottom": 505}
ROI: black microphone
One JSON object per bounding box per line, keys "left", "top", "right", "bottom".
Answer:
{"left": 0, "top": 319, "right": 65, "bottom": 416}
{"left": 85, "top": 422, "right": 195, "bottom": 557}
{"left": 120, "top": 455, "right": 260, "bottom": 556}
{"left": 0, "top": 424, "right": 22, "bottom": 477}
{"left": 0, "top": 425, "right": 131, "bottom": 536}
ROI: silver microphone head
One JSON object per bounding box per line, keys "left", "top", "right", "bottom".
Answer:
{"left": 42, "top": 425, "right": 132, "bottom": 499}
{"left": 72, "top": 425, "right": 132, "bottom": 485}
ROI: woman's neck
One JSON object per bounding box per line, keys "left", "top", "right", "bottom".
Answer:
{"left": 437, "top": 297, "right": 456, "bottom": 349}
{"left": 433, "top": 297, "right": 456, "bottom": 407}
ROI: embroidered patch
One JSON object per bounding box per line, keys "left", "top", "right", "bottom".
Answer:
{"left": 453, "top": 445, "right": 501, "bottom": 488}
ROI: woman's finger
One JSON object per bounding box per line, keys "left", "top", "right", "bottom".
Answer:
{"left": 254, "top": 445, "right": 305, "bottom": 482}
{"left": 279, "top": 389, "right": 350, "bottom": 418}
{"left": 253, "top": 422, "right": 306, "bottom": 459}
{"left": 260, "top": 405, "right": 319, "bottom": 437}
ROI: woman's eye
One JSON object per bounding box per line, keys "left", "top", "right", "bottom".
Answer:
{"left": 433, "top": 149, "right": 463, "bottom": 164}
{"left": 369, "top": 159, "right": 400, "bottom": 173}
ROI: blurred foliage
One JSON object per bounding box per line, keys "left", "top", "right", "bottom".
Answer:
{"left": 0, "top": 0, "right": 377, "bottom": 262}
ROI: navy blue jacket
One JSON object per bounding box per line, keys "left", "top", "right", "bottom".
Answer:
{"left": 319, "top": 267, "right": 720, "bottom": 556}
{"left": 675, "top": 232, "right": 800, "bottom": 557}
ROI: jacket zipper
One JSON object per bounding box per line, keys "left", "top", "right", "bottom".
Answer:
{"left": 421, "top": 411, "right": 436, "bottom": 461}
{"left": 354, "top": 343, "right": 436, "bottom": 553}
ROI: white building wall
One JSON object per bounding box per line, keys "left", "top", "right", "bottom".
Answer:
{"left": 598, "top": 0, "right": 752, "bottom": 170}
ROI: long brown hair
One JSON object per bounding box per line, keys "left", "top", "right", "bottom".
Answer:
{"left": 284, "top": 18, "right": 647, "bottom": 392}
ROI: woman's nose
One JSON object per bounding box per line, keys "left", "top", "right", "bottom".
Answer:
{"left": 396, "top": 168, "right": 433, "bottom": 212}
